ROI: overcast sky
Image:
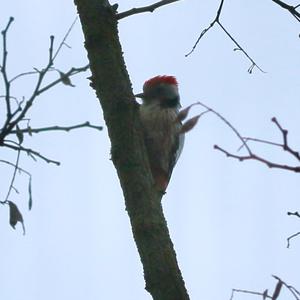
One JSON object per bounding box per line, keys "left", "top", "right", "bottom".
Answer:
{"left": 1, "top": 1, "right": 300, "bottom": 300}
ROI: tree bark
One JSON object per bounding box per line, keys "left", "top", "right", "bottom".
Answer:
{"left": 74, "top": 1, "right": 190, "bottom": 299}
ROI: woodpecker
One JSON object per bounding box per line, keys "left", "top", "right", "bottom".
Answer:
{"left": 135, "top": 75, "right": 184, "bottom": 192}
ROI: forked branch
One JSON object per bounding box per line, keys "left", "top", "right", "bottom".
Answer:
{"left": 271, "top": 0, "right": 300, "bottom": 22}
{"left": 186, "top": 0, "right": 265, "bottom": 73}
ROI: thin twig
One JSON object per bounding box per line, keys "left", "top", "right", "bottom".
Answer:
{"left": 4, "top": 142, "right": 60, "bottom": 165}
{"left": 239, "top": 137, "right": 282, "bottom": 151}
{"left": 217, "top": 22, "right": 265, "bottom": 73}
{"left": 185, "top": 0, "right": 224, "bottom": 57}
{"left": 4, "top": 149, "right": 21, "bottom": 202}
{"left": 1, "top": 17, "right": 14, "bottom": 119}
{"left": 229, "top": 288, "right": 272, "bottom": 300}
{"left": 52, "top": 16, "right": 78, "bottom": 61}
{"left": 10, "top": 122, "right": 103, "bottom": 135}
{"left": 272, "top": 275, "right": 300, "bottom": 299}
{"left": 271, "top": 0, "right": 300, "bottom": 22}
{"left": 287, "top": 211, "right": 300, "bottom": 218}
{"left": 213, "top": 116, "right": 300, "bottom": 172}
{"left": 196, "top": 101, "right": 252, "bottom": 154}
{"left": 0, "top": 35, "right": 55, "bottom": 143}
{"left": 117, "top": 0, "right": 180, "bottom": 19}
{"left": 9, "top": 70, "right": 40, "bottom": 83}
{"left": 272, "top": 117, "right": 300, "bottom": 161}
{"left": 186, "top": 0, "right": 264, "bottom": 73}
{"left": 0, "top": 159, "right": 31, "bottom": 176}
{"left": 36, "top": 64, "right": 89, "bottom": 95}
{"left": 215, "top": 145, "right": 300, "bottom": 172}
{"left": 0, "top": 63, "right": 89, "bottom": 143}
{"left": 287, "top": 231, "right": 300, "bottom": 248}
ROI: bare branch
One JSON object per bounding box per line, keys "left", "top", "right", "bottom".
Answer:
{"left": 239, "top": 137, "right": 282, "bottom": 150}
{"left": 215, "top": 144, "right": 300, "bottom": 172}
{"left": 229, "top": 288, "right": 272, "bottom": 300}
{"left": 185, "top": 0, "right": 224, "bottom": 57}
{"left": 217, "top": 22, "right": 265, "bottom": 73}
{"left": 52, "top": 16, "right": 78, "bottom": 61}
{"left": 4, "top": 149, "right": 21, "bottom": 202}
{"left": 196, "top": 101, "right": 252, "bottom": 154}
{"left": 0, "top": 159, "right": 31, "bottom": 177}
{"left": 271, "top": 117, "right": 300, "bottom": 161}
{"left": 210, "top": 115, "right": 300, "bottom": 172}
{"left": 0, "top": 35, "right": 55, "bottom": 143}
{"left": 0, "top": 64, "right": 89, "bottom": 144}
{"left": 239, "top": 118, "right": 300, "bottom": 162}
{"left": 230, "top": 276, "right": 299, "bottom": 300}
{"left": 117, "top": 0, "right": 180, "bottom": 19}
{"left": 287, "top": 231, "right": 300, "bottom": 248}
{"left": 287, "top": 211, "right": 300, "bottom": 218}
{"left": 186, "top": 0, "right": 265, "bottom": 73}
{"left": 9, "top": 70, "right": 39, "bottom": 83}
{"left": 271, "top": 0, "right": 300, "bottom": 22}
{"left": 48, "top": 35, "right": 54, "bottom": 65}
{"left": 272, "top": 275, "right": 300, "bottom": 299}
{"left": 36, "top": 64, "right": 89, "bottom": 95}
{"left": 1, "top": 17, "right": 14, "bottom": 119}
{"left": 4, "top": 142, "right": 60, "bottom": 165}
{"left": 10, "top": 121, "right": 102, "bottom": 135}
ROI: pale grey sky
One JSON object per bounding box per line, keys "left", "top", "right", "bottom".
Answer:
{"left": 1, "top": 1, "right": 300, "bottom": 300}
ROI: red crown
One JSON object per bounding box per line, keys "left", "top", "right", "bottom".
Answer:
{"left": 143, "top": 75, "right": 178, "bottom": 89}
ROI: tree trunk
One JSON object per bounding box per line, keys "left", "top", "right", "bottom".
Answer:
{"left": 74, "top": 1, "right": 190, "bottom": 299}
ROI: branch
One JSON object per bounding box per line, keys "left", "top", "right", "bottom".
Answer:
{"left": 0, "top": 159, "right": 31, "bottom": 177}
{"left": 0, "top": 64, "right": 89, "bottom": 143}
{"left": 52, "top": 16, "right": 78, "bottom": 61}
{"left": 10, "top": 122, "right": 103, "bottom": 135}
{"left": 215, "top": 145, "right": 300, "bottom": 172}
{"left": 229, "top": 288, "right": 272, "bottom": 300}
{"left": 287, "top": 211, "right": 300, "bottom": 218}
{"left": 271, "top": 0, "right": 300, "bottom": 22}
{"left": 4, "top": 149, "right": 21, "bottom": 202}
{"left": 117, "top": 0, "right": 180, "bottom": 19}
{"left": 185, "top": 0, "right": 224, "bottom": 57}
{"left": 9, "top": 70, "right": 39, "bottom": 83}
{"left": 196, "top": 101, "right": 252, "bottom": 154}
{"left": 287, "top": 231, "right": 300, "bottom": 248}
{"left": 271, "top": 117, "right": 300, "bottom": 161}
{"left": 186, "top": 0, "right": 265, "bottom": 73}
{"left": 0, "top": 35, "right": 55, "bottom": 143}
{"left": 4, "top": 142, "right": 60, "bottom": 165}
{"left": 230, "top": 276, "right": 299, "bottom": 300}
{"left": 272, "top": 275, "right": 300, "bottom": 299}
{"left": 0, "top": 17, "right": 89, "bottom": 144}
{"left": 1, "top": 17, "right": 14, "bottom": 119}
{"left": 212, "top": 116, "right": 300, "bottom": 173}
{"left": 75, "top": 1, "right": 189, "bottom": 299}
{"left": 36, "top": 64, "right": 89, "bottom": 95}
{"left": 238, "top": 137, "right": 282, "bottom": 150}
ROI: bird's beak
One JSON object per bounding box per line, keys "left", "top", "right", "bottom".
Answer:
{"left": 134, "top": 92, "right": 144, "bottom": 98}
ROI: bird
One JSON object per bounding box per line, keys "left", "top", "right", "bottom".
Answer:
{"left": 135, "top": 75, "right": 184, "bottom": 192}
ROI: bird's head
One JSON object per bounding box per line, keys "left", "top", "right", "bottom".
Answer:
{"left": 135, "top": 75, "right": 180, "bottom": 108}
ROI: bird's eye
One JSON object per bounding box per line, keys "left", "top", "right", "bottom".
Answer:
{"left": 161, "top": 96, "right": 179, "bottom": 108}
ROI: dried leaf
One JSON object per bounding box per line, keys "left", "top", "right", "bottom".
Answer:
{"left": 177, "top": 105, "right": 193, "bottom": 122}
{"left": 59, "top": 71, "right": 75, "bottom": 87}
{"left": 177, "top": 102, "right": 200, "bottom": 122}
{"left": 28, "top": 178, "right": 33, "bottom": 210}
{"left": 8, "top": 201, "right": 25, "bottom": 235}
{"left": 16, "top": 125, "right": 24, "bottom": 144}
{"left": 180, "top": 115, "right": 201, "bottom": 133}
